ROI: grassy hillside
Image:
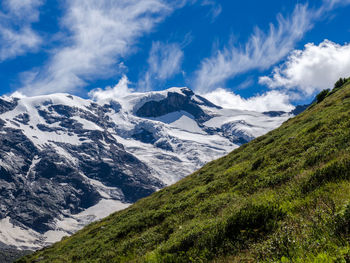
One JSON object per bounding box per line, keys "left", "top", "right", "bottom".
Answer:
{"left": 19, "top": 79, "right": 350, "bottom": 262}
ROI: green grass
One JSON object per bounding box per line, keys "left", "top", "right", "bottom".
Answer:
{"left": 19, "top": 78, "right": 350, "bottom": 262}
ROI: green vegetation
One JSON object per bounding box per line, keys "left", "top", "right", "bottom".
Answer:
{"left": 330, "top": 77, "right": 349, "bottom": 96}
{"left": 334, "top": 77, "right": 347, "bottom": 90}
{"left": 315, "top": 89, "right": 330, "bottom": 103}
{"left": 19, "top": 79, "right": 350, "bottom": 262}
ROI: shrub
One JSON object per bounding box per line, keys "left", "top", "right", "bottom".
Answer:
{"left": 301, "top": 157, "right": 350, "bottom": 193}
{"left": 335, "top": 203, "right": 350, "bottom": 236}
{"left": 334, "top": 78, "right": 346, "bottom": 90}
{"left": 157, "top": 204, "right": 284, "bottom": 262}
{"left": 225, "top": 203, "right": 284, "bottom": 242}
{"left": 303, "top": 151, "right": 324, "bottom": 167}
{"left": 252, "top": 157, "right": 265, "bottom": 170}
{"left": 316, "top": 89, "right": 330, "bottom": 103}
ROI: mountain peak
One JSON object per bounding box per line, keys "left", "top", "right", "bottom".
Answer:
{"left": 134, "top": 87, "right": 220, "bottom": 122}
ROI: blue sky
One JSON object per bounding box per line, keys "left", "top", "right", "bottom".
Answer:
{"left": 1, "top": 0, "right": 350, "bottom": 111}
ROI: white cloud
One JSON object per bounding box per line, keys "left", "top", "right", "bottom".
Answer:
{"left": 201, "top": 0, "right": 222, "bottom": 21}
{"left": 139, "top": 41, "right": 184, "bottom": 91}
{"left": 0, "top": 27, "right": 41, "bottom": 61}
{"left": 201, "top": 88, "right": 294, "bottom": 112}
{"left": 0, "top": 0, "right": 42, "bottom": 61}
{"left": 193, "top": 4, "right": 313, "bottom": 93}
{"left": 89, "top": 75, "right": 132, "bottom": 102}
{"left": 148, "top": 42, "right": 184, "bottom": 80}
{"left": 259, "top": 40, "right": 350, "bottom": 96}
{"left": 3, "top": 0, "right": 42, "bottom": 20}
{"left": 19, "top": 0, "right": 175, "bottom": 95}
{"left": 193, "top": 0, "right": 350, "bottom": 111}
{"left": 322, "top": 0, "right": 350, "bottom": 9}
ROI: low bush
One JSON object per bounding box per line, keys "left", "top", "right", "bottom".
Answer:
{"left": 334, "top": 78, "right": 347, "bottom": 90}
{"left": 316, "top": 89, "right": 330, "bottom": 103}
{"left": 251, "top": 157, "right": 265, "bottom": 170}
{"left": 302, "top": 157, "right": 350, "bottom": 193}
{"left": 335, "top": 203, "right": 350, "bottom": 237}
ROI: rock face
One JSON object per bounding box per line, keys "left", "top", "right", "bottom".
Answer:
{"left": 0, "top": 87, "right": 294, "bottom": 251}
{"left": 0, "top": 245, "right": 30, "bottom": 263}
{"left": 0, "top": 97, "right": 18, "bottom": 114}
{"left": 136, "top": 88, "right": 220, "bottom": 122}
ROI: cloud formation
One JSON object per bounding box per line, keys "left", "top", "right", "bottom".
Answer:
{"left": 201, "top": 88, "right": 294, "bottom": 112}
{"left": 0, "top": 0, "right": 42, "bottom": 61}
{"left": 19, "top": 0, "right": 175, "bottom": 95}
{"left": 193, "top": 4, "right": 313, "bottom": 93}
{"left": 260, "top": 40, "right": 350, "bottom": 96}
{"left": 89, "top": 75, "right": 132, "bottom": 102}
{"left": 139, "top": 41, "right": 184, "bottom": 91}
{"left": 193, "top": 0, "right": 350, "bottom": 112}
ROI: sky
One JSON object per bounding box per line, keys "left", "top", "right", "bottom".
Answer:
{"left": 0, "top": 0, "right": 350, "bottom": 112}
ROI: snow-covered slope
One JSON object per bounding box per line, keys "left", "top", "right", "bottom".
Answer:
{"left": 0, "top": 87, "right": 292, "bottom": 250}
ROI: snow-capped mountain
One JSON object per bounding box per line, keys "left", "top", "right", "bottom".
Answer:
{"left": 0, "top": 87, "right": 292, "bottom": 250}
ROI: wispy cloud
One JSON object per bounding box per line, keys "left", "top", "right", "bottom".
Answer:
{"left": 0, "top": 0, "right": 42, "bottom": 62}
{"left": 192, "top": 0, "right": 350, "bottom": 111}
{"left": 193, "top": 4, "right": 313, "bottom": 93}
{"left": 260, "top": 40, "right": 350, "bottom": 96}
{"left": 139, "top": 41, "right": 184, "bottom": 91}
{"left": 201, "top": 0, "right": 222, "bottom": 21}
{"left": 322, "top": 0, "right": 350, "bottom": 9}
{"left": 19, "top": 0, "right": 177, "bottom": 95}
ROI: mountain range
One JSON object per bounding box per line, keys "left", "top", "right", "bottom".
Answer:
{"left": 17, "top": 78, "right": 350, "bottom": 262}
{"left": 0, "top": 87, "right": 293, "bottom": 253}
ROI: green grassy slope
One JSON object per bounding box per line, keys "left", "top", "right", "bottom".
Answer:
{"left": 19, "top": 79, "right": 350, "bottom": 262}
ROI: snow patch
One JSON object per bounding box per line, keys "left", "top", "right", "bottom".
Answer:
{"left": 44, "top": 199, "right": 130, "bottom": 244}
{"left": 0, "top": 217, "right": 42, "bottom": 250}
{"left": 0, "top": 200, "right": 130, "bottom": 250}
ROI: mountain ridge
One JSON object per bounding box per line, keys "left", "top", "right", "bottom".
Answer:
{"left": 17, "top": 79, "right": 350, "bottom": 262}
{"left": 0, "top": 87, "right": 291, "bottom": 252}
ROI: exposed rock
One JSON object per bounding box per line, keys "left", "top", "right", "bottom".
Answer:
{"left": 136, "top": 88, "right": 216, "bottom": 122}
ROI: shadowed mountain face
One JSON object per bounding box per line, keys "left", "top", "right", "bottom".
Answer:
{"left": 0, "top": 245, "right": 30, "bottom": 263}
{"left": 0, "top": 87, "right": 292, "bottom": 251}
{"left": 0, "top": 97, "right": 162, "bottom": 240}
{"left": 136, "top": 88, "right": 220, "bottom": 122}
{"left": 0, "top": 97, "right": 18, "bottom": 114}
